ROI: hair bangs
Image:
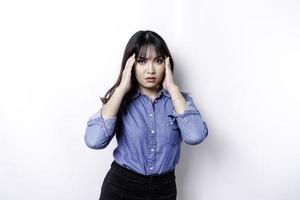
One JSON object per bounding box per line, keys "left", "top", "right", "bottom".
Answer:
{"left": 137, "top": 43, "right": 165, "bottom": 59}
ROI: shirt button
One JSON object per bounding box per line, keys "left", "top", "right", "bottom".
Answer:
{"left": 170, "top": 122, "right": 173, "bottom": 124}
{"left": 150, "top": 167, "right": 153, "bottom": 170}
{"left": 150, "top": 148, "right": 154, "bottom": 152}
{"left": 154, "top": 100, "right": 157, "bottom": 103}
{"left": 151, "top": 130, "right": 155, "bottom": 134}
{"left": 149, "top": 113, "right": 153, "bottom": 117}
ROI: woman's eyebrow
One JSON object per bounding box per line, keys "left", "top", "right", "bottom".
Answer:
{"left": 137, "top": 56, "right": 163, "bottom": 59}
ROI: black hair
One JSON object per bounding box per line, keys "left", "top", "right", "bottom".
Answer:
{"left": 100, "top": 30, "right": 174, "bottom": 112}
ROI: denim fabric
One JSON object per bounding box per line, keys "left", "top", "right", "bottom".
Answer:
{"left": 85, "top": 87, "right": 208, "bottom": 176}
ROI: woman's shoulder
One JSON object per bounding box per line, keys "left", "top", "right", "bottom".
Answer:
{"left": 179, "top": 90, "right": 193, "bottom": 100}
{"left": 180, "top": 91, "right": 191, "bottom": 96}
{"left": 163, "top": 88, "right": 192, "bottom": 98}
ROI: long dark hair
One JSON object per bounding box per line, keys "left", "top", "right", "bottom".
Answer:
{"left": 100, "top": 30, "right": 174, "bottom": 111}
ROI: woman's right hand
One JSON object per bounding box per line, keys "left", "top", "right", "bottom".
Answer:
{"left": 119, "top": 53, "right": 136, "bottom": 93}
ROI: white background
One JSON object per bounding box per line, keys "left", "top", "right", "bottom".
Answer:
{"left": 1, "top": 0, "right": 299, "bottom": 199}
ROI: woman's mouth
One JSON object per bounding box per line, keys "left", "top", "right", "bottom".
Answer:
{"left": 145, "top": 77, "right": 156, "bottom": 83}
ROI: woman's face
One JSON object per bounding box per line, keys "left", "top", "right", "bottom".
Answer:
{"left": 134, "top": 44, "right": 165, "bottom": 90}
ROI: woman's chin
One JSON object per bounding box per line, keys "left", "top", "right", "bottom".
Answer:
{"left": 140, "top": 82, "right": 160, "bottom": 89}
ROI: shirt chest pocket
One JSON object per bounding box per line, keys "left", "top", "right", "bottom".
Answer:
{"left": 166, "top": 117, "right": 182, "bottom": 145}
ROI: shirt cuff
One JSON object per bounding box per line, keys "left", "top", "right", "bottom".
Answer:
{"left": 86, "top": 107, "right": 117, "bottom": 137}
{"left": 168, "top": 92, "right": 201, "bottom": 119}
{"left": 170, "top": 100, "right": 200, "bottom": 118}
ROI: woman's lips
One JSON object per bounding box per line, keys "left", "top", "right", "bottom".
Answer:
{"left": 145, "top": 78, "right": 156, "bottom": 83}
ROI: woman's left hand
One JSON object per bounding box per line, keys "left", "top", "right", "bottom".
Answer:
{"left": 162, "top": 57, "right": 177, "bottom": 91}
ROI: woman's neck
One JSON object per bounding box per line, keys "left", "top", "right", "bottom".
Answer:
{"left": 138, "top": 85, "right": 161, "bottom": 100}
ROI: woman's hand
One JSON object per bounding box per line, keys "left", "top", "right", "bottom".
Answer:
{"left": 119, "top": 53, "right": 135, "bottom": 93}
{"left": 162, "top": 57, "right": 177, "bottom": 91}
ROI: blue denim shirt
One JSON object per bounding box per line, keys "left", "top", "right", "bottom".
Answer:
{"left": 84, "top": 87, "right": 208, "bottom": 175}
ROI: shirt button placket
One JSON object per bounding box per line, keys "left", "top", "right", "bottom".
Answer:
{"left": 149, "top": 128, "right": 155, "bottom": 172}
{"left": 147, "top": 100, "right": 157, "bottom": 173}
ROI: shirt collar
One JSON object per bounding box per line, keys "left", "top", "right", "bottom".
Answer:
{"left": 131, "top": 87, "right": 171, "bottom": 100}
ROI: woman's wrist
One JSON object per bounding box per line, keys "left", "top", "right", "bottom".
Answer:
{"left": 115, "top": 86, "right": 127, "bottom": 96}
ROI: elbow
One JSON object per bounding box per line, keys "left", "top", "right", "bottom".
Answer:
{"left": 84, "top": 127, "right": 109, "bottom": 150}
{"left": 184, "top": 135, "right": 206, "bottom": 145}
{"left": 184, "top": 124, "right": 208, "bottom": 145}
{"left": 84, "top": 137, "right": 108, "bottom": 149}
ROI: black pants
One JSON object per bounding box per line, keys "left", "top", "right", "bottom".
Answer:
{"left": 99, "top": 161, "right": 177, "bottom": 200}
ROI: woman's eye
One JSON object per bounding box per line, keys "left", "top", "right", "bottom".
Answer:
{"left": 156, "top": 59, "right": 163, "bottom": 64}
{"left": 137, "top": 59, "right": 145, "bottom": 64}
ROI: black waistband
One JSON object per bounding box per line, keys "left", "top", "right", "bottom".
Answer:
{"left": 110, "top": 160, "right": 175, "bottom": 182}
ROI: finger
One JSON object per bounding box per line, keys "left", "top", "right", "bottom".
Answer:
{"left": 165, "top": 56, "right": 168, "bottom": 63}
{"left": 131, "top": 53, "right": 136, "bottom": 60}
{"left": 128, "top": 54, "right": 136, "bottom": 68}
{"left": 125, "top": 54, "right": 136, "bottom": 68}
{"left": 165, "top": 57, "right": 169, "bottom": 68}
{"left": 128, "top": 53, "right": 135, "bottom": 60}
{"left": 129, "top": 53, "right": 136, "bottom": 64}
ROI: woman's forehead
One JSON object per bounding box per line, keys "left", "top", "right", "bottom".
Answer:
{"left": 137, "top": 44, "right": 163, "bottom": 59}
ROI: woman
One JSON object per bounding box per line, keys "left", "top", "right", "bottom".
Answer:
{"left": 84, "top": 30, "right": 208, "bottom": 200}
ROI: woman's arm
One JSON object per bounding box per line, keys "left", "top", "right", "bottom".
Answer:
{"left": 169, "top": 86, "right": 208, "bottom": 145}
{"left": 84, "top": 53, "right": 135, "bottom": 149}
{"left": 168, "top": 85, "right": 186, "bottom": 114}
{"left": 84, "top": 86, "right": 126, "bottom": 149}
{"left": 102, "top": 86, "right": 127, "bottom": 119}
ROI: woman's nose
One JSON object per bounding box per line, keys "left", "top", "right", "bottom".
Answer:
{"left": 146, "top": 62, "right": 155, "bottom": 73}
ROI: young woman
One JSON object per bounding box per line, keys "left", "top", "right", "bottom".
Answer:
{"left": 84, "top": 30, "right": 208, "bottom": 200}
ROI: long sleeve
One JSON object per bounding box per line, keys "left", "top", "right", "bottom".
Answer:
{"left": 169, "top": 92, "right": 208, "bottom": 145}
{"left": 84, "top": 107, "right": 117, "bottom": 149}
